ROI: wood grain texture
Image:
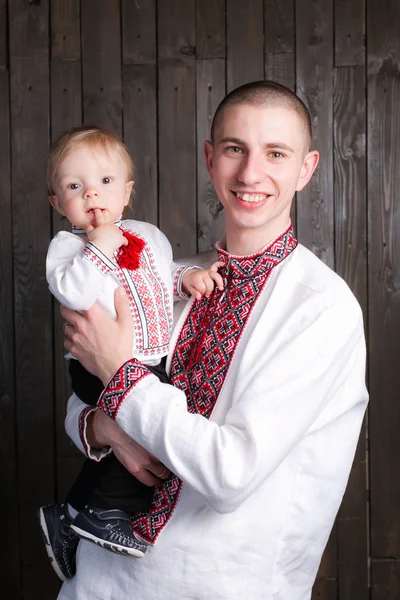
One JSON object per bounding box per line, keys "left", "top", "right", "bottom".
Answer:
{"left": 196, "top": 59, "right": 225, "bottom": 252}
{"left": 51, "top": 0, "right": 80, "bottom": 61}
{"left": 335, "top": 0, "right": 365, "bottom": 67}
{"left": 264, "top": 0, "right": 295, "bottom": 89}
{"left": 0, "top": 67, "right": 21, "bottom": 600}
{"left": 122, "top": 0, "right": 156, "bottom": 65}
{"left": 371, "top": 561, "right": 400, "bottom": 599}
{"left": 0, "top": 0, "right": 6, "bottom": 68}
{"left": 82, "top": 0, "right": 122, "bottom": 134}
{"left": 227, "top": 0, "right": 264, "bottom": 91}
{"left": 334, "top": 64, "right": 368, "bottom": 600}
{"left": 312, "top": 528, "right": 338, "bottom": 600}
{"left": 196, "top": 0, "right": 225, "bottom": 59}
{"left": 8, "top": 0, "right": 48, "bottom": 58}
{"left": 296, "top": 0, "right": 334, "bottom": 268}
{"left": 158, "top": 0, "right": 196, "bottom": 257}
{"left": 123, "top": 65, "right": 158, "bottom": 225}
{"left": 50, "top": 1, "right": 83, "bottom": 496}
{"left": 9, "top": 1, "right": 57, "bottom": 593}
{"left": 158, "top": 0, "right": 195, "bottom": 60}
{"left": 367, "top": 0, "right": 400, "bottom": 562}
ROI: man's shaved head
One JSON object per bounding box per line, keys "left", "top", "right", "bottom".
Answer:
{"left": 211, "top": 80, "right": 312, "bottom": 153}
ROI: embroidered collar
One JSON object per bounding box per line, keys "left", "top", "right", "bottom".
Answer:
{"left": 72, "top": 215, "right": 123, "bottom": 235}
{"left": 216, "top": 222, "right": 298, "bottom": 282}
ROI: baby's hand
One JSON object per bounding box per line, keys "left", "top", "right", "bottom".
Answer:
{"left": 85, "top": 210, "right": 127, "bottom": 259}
{"left": 182, "top": 261, "right": 225, "bottom": 300}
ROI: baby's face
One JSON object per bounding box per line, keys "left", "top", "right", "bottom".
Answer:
{"left": 49, "top": 143, "right": 133, "bottom": 229}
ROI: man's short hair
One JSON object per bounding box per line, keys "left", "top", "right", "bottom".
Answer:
{"left": 47, "top": 125, "right": 134, "bottom": 195}
{"left": 211, "top": 81, "right": 312, "bottom": 152}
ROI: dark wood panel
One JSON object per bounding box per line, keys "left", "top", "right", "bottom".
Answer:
{"left": 50, "top": 60, "right": 82, "bottom": 141}
{"left": 51, "top": 0, "right": 80, "bottom": 60}
{"left": 367, "top": 0, "right": 400, "bottom": 560}
{"left": 334, "top": 0, "right": 365, "bottom": 67}
{"left": 158, "top": 1, "right": 196, "bottom": 257}
{"left": 196, "top": 59, "right": 225, "bottom": 252}
{"left": 226, "top": 0, "right": 264, "bottom": 91}
{"left": 0, "top": 0, "right": 6, "bottom": 68}
{"left": 122, "top": 0, "right": 156, "bottom": 65}
{"left": 371, "top": 561, "right": 400, "bottom": 600}
{"left": 196, "top": 0, "right": 225, "bottom": 59}
{"left": 158, "top": 0, "right": 195, "bottom": 60}
{"left": 264, "top": 0, "right": 295, "bottom": 89}
{"left": 82, "top": 0, "right": 122, "bottom": 134}
{"left": 9, "top": 53, "right": 58, "bottom": 600}
{"left": 334, "top": 65, "right": 368, "bottom": 600}
{"left": 0, "top": 67, "right": 21, "bottom": 600}
{"left": 296, "top": 0, "right": 334, "bottom": 268}
{"left": 312, "top": 528, "right": 338, "bottom": 600}
{"left": 50, "top": 3, "right": 83, "bottom": 495}
{"left": 123, "top": 65, "right": 158, "bottom": 225}
{"left": 8, "top": 0, "right": 48, "bottom": 58}
{"left": 263, "top": 0, "right": 296, "bottom": 227}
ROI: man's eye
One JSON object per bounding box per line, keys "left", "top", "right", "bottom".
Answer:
{"left": 270, "top": 152, "right": 284, "bottom": 159}
{"left": 228, "top": 146, "right": 244, "bottom": 154}
{"left": 69, "top": 183, "right": 80, "bottom": 190}
{"left": 102, "top": 177, "right": 112, "bottom": 184}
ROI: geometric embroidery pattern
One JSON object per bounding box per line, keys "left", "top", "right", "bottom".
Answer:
{"left": 99, "top": 361, "right": 151, "bottom": 419}
{"left": 127, "top": 224, "right": 298, "bottom": 544}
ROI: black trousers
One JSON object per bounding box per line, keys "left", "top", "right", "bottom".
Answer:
{"left": 66, "top": 358, "right": 169, "bottom": 514}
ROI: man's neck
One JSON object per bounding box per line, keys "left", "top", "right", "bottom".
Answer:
{"left": 225, "top": 222, "right": 291, "bottom": 256}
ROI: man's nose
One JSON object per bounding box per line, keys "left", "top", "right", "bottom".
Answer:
{"left": 237, "top": 152, "right": 266, "bottom": 186}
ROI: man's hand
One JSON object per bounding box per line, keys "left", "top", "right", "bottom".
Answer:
{"left": 62, "top": 288, "right": 133, "bottom": 385}
{"left": 88, "top": 410, "right": 170, "bottom": 486}
{"left": 85, "top": 209, "right": 127, "bottom": 259}
{"left": 182, "top": 261, "right": 225, "bottom": 300}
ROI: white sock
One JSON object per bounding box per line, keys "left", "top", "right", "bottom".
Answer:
{"left": 67, "top": 504, "right": 78, "bottom": 519}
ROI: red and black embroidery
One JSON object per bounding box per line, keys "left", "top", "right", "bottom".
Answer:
{"left": 103, "top": 225, "right": 297, "bottom": 544}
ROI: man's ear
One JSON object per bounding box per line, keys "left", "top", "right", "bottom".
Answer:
{"left": 296, "top": 150, "right": 319, "bottom": 192}
{"left": 49, "top": 195, "right": 65, "bottom": 216}
{"left": 204, "top": 140, "right": 214, "bottom": 180}
{"left": 124, "top": 180, "right": 134, "bottom": 206}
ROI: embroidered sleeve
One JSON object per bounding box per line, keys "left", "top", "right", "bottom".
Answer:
{"left": 97, "top": 359, "right": 152, "bottom": 420}
{"left": 78, "top": 405, "right": 113, "bottom": 462}
{"left": 172, "top": 264, "right": 197, "bottom": 301}
{"left": 46, "top": 232, "right": 117, "bottom": 311}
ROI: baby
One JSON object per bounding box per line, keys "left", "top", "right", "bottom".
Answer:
{"left": 38, "top": 126, "right": 223, "bottom": 581}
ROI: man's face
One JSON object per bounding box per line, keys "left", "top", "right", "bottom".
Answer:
{"left": 204, "top": 103, "right": 319, "bottom": 251}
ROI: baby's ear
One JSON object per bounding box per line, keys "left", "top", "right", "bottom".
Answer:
{"left": 124, "top": 180, "right": 134, "bottom": 206}
{"left": 49, "top": 195, "right": 65, "bottom": 216}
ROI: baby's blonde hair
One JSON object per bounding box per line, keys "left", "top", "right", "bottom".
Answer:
{"left": 47, "top": 125, "right": 134, "bottom": 195}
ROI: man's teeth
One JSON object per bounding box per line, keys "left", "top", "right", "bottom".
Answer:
{"left": 235, "top": 192, "right": 267, "bottom": 203}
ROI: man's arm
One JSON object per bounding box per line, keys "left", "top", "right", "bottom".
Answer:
{"left": 62, "top": 289, "right": 368, "bottom": 513}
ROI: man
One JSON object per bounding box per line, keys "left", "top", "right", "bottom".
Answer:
{"left": 60, "top": 81, "right": 368, "bottom": 599}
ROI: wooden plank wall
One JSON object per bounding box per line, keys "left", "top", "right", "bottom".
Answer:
{"left": 0, "top": 1, "right": 399, "bottom": 598}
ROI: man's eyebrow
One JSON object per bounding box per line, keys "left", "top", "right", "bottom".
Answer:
{"left": 218, "top": 137, "right": 295, "bottom": 153}
{"left": 218, "top": 137, "right": 246, "bottom": 146}
{"left": 264, "top": 142, "right": 295, "bottom": 153}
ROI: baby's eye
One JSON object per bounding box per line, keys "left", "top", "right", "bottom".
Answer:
{"left": 69, "top": 183, "right": 80, "bottom": 190}
{"left": 102, "top": 177, "right": 112, "bottom": 184}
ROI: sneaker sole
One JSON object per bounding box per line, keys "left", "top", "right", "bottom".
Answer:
{"left": 71, "top": 524, "right": 145, "bottom": 558}
{"left": 38, "top": 507, "right": 67, "bottom": 582}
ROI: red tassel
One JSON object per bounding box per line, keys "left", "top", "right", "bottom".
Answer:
{"left": 117, "top": 229, "right": 146, "bottom": 270}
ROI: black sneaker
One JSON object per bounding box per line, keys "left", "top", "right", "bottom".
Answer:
{"left": 38, "top": 503, "right": 79, "bottom": 581}
{"left": 71, "top": 505, "right": 147, "bottom": 558}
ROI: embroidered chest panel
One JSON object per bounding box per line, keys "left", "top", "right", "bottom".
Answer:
{"left": 130, "top": 227, "right": 297, "bottom": 543}
{"left": 115, "top": 232, "right": 173, "bottom": 357}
